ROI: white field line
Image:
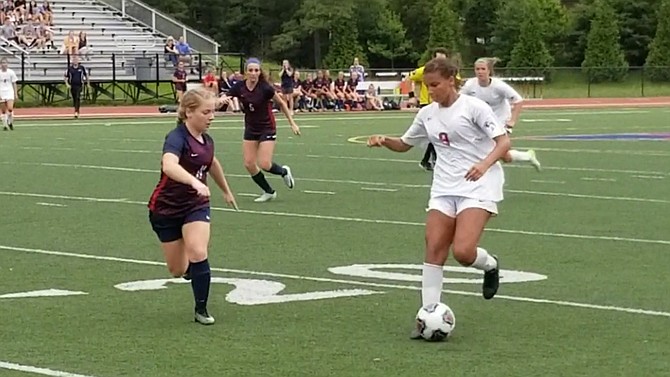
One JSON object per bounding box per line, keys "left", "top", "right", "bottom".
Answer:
{"left": 1, "top": 244, "right": 669, "bottom": 318}
{"left": 302, "top": 190, "right": 336, "bottom": 195}
{"left": 0, "top": 190, "right": 669, "bottom": 246}
{"left": 0, "top": 361, "right": 98, "bottom": 377}
{"left": 2, "top": 161, "right": 667, "bottom": 205}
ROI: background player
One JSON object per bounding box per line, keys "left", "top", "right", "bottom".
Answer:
{"left": 460, "top": 57, "right": 541, "bottom": 170}
{"left": 367, "top": 57, "right": 510, "bottom": 338}
{"left": 226, "top": 58, "right": 301, "bottom": 203}
{"left": 64, "top": 56, "right": 88, "bottom": 119}
{"left": 408, "top": 48, "right": 454, "bottom": 171}
{"left": 0, "top": 57, "right": 18, "bottom": 131}
{"left": 148, "top": 88, "right": 238, "bottom": 325}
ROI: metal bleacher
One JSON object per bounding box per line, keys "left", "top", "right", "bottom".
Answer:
{"left": 9, "top": 0, "right": 219, "bottom": 82}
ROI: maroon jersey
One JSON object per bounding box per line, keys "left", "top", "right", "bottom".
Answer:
{"left": 173, "top": 69, "right": 187, "bottom": 90}
{"left": 148, "top": 124, "right": 214, "bottom": 217}
{"left": 346, "top": 78, "right": 358, "bottom": 92}
{"left": 228, "top": 80, "right": 277, "bottom": 135}
{"left": 301, "top": 79, "right": 313, "bottom": 92}
{"left": 313, "top": 78, "right": 326, "bottom": 90}
{"left": 334, "top": 78, "right": 345, "bottom": 91}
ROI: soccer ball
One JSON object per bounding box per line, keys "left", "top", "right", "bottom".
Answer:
{"left": 415, "top": 302, "right": 456, "bottom": 341}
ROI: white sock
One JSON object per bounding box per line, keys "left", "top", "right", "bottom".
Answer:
{"left": 470, "top": 247, "right": 498, "bottom": 272}
{"left": 509, "top": 149, "right": 531, "bottom": 162}
{"left": 7, "top": 111, "right": 12, "bottom": 124}
{"left": 1, "top": 113, "right": 6, "bottom": 128}
{"left": 421, "top": 263, "right": 443, "bottom": 306}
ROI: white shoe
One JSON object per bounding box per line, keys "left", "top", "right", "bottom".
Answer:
{"left": 282, "top": 165, "right": 295, "bottom": 189}
{"left": 528, "top": 150, "right": 541, "bottom": 172}
{"left": 254, "top": 192, "right": 277, "bottom": 202}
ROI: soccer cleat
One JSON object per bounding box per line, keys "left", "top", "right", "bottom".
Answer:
{"left": 527, "top": 149, "right": 541, "bottom": 172}
{"left": 8, "top": 122, "right": 13, "bottom": 130}
{"left": 194, "top": 309, "right": 215, "bottom": 325}
{"left": 254, "top": 191, "right": 277, "bottom": 203}
{"left": 419, "top": 161, "right": 433, "bottom": 171}
{"left": 282, "top": 165, "right": 295, "bottom": 189}
{"left": 482, "top": 255, "right": 500, "bottom": 300}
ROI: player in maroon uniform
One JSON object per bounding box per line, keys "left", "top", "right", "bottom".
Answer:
{"left": 333, "top": 71, "right": 347, "bottom": 111}
{"left": 148, "top": 88, "right": 238, "bottom": 325}
{"left": 226, "top": 58, "right": 301, "bottom": 202}
{"left": 172, "top": 61, "right": 187, "bottom": 103}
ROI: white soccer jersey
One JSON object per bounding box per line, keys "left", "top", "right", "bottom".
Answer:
{"left": 0, "top": 68, "right": 18, "bottom": 93}
{"left": 401, "top": 95, "right": 507, "bottom": 202}
{"left": 460, "top": 77, "right": 522, "bottom": 124}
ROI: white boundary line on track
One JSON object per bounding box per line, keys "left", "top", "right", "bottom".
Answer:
{"left": 1, "top": 244, "right": 669, "bottom": 318}
{"left": 0, "top": 190, "right": 668, "bottom": 246}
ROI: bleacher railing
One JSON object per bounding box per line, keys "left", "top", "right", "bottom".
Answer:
{"left": 5, "top": 55, "right": 670, "bottom": 100}
{"left": 94, "top": 0, "right": 219, "bottom": 58}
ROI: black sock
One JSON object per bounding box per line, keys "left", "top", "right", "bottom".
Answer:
{"left": 251, "top": 171, "right": 274, "bottom": 194}
{"left": 189, "top": 259, "right": 211, "bottom": 312}
{"left": 266, "top": 162, "right": 286, "bottom": 176}
{"left": 422, "top": 144, "right": 435, "bottom": 164}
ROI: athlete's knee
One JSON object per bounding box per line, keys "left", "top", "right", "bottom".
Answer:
{"left": 257, "top": 158, "right": 272, "bottom": 171}
{"left": 185, "top": 243, "right": 208, "bottom": 263}
{"left": 165, "top": 259, "right": 188, "bottom": 277}
{"left": 451, "top": 241, "right": 477, "bottom": 266}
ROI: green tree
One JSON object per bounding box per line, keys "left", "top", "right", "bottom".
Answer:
{"left": 645, "top": 0, "right": 670, "bottom": 81}
{"left": 463, "top": 0, "right": 501, "bottom": 58}
{"left": 581, "top": 0, "right": 628, "bottom": 82}
{"left": 367, "top": 7, "right": 415, "bottom": 68}
{"left": 321, "top": 15, "right": 367, "bottom": 69}
{"left": 491, "top": 0, "right": 568, "bottom": 64}
{"left": 421, "top": 0, "right": 463, "bottom": 64}
{"left": 388, "top": 0, "right": 433, "bottom": 60}
{"left": 507, "top": 3, "right": 554, "bottom": 78}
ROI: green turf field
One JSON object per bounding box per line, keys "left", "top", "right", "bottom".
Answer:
{"left": 0, "top": 108, "right": 669, "bottom": 377}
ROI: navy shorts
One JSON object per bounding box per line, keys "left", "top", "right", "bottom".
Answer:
{"left": 244, "top": 128, "right": 277, "bottom": 142}
{"left": 149, "top": 207, "right": 210, "bottom": 243}
{"left": 281, "top": 86, "right": 293, "bottom": 95}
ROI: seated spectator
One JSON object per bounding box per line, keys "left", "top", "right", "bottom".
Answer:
{"left": 27, "top": 0, "right": 41, "bottom": 22}
{"left": 27, "top": 17, "right": 45, "bottom": 49}
{"left": 77, "top": 31, "right": 90, "bottom": 59}
{"left": 164, "top": 36, "right": 178, "bottom": 66}
{"left": 365, "top": 83, "right": 383, "bottom": 111}
{"left": 175, "top": 36, "right": 193, "bottom": 68}
{"left": 18, "top": 21, "right": 37, "bottom": 49}
{"left": 202, "top": 67, "right": 218, "bottom": 94}
{"left": 290, "top": 70, "right": 302, "bottom": 110}
{"left": 217, "top": 70, "right": 240, "bottom": 113}
{"left": 229, "top": 70, "right": 243, "bottom": 86}
{"left": 60, "top": 30, "right": 78, "bottom": 55}
{"left": 1, "top": 18, "right": 18, "bottom": 45}
{"left": 14, "top": 0, "right": 27, "bottom": 24}
{"left": 40, "top": 1, "right": 52, "bottom": 25}
{"left": 38, "top": 19, "right": 54, "bottom": 49}
{"left": 344, "top": 71, "right": 362, "bottom": 109}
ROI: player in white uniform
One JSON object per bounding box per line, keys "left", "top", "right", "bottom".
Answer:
{"left": 0, "top": 57, "right": 18, "bottom": 131}
{"left": 367, "top": 57, "right": 511, "bottom": 339}
{"left": 460, "top": 57, "right": 541, "bottom": 171}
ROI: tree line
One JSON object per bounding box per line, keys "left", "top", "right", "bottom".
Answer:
{"left": 144, "top": 0, "right": 670, "bottom": 82}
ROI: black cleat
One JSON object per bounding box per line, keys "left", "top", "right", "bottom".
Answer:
{"left": 419, "top": 161, "right": 433, "bottom": 171}
{"left": 8, "top": 122, "right": 13, "bottom": 130}
{"left": 482, "top": 255, "right": 500, "bottom": 300}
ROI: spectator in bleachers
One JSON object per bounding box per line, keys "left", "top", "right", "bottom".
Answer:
{"left": 349, "top": 57, "right": 365, "bottom": 82}
{"left": 40, "top": 1, "right": 52, "bottom": 25}
{"left": 175, "top": 36, "right": 193, "bottom": 69}
{"left": 172, "top": 61, "right": 187, "bottom": 103}
{"left": 77, "top": 31, "right": 90, "bottom": 59}
{"left": 60, "top": 30, "right": 78, "bottom": 55}
{"left": 164, "top": 36, "right": 178, "bottom": 66}
{"left": 365, "top": 83, "right": 383, "bottom": 111}
{"left": 229, "top": 70, "right": 242, "bottom": 87}
{"left": 27, "top": 17, "right": 45, "bottom": 49}
{"left": 202, "top": 67, "right": 217, "bottom": 95}
{"left": 217, "top": 70, "right": 240, "bottom": 112}
{"left": 14, "top": 0, "right": 26, "bottom": 23}
{"left": 38, "top": 19, "right": 53, "bottom": 49}
{"left": 1, "top": 18, "right": 18, "bottom": 45}
{"left": 27, "top": 0, "right": 40, "bottom": 21}
{"left": 18, "top": 20, "right": 37, "bottom": 49}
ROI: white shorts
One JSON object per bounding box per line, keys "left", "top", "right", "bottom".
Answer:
{"left": 427, "top": 195, "right": 498, "bottom": 218}
{"left": 0, "top": 90, "right": 14, "bottom": 102}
